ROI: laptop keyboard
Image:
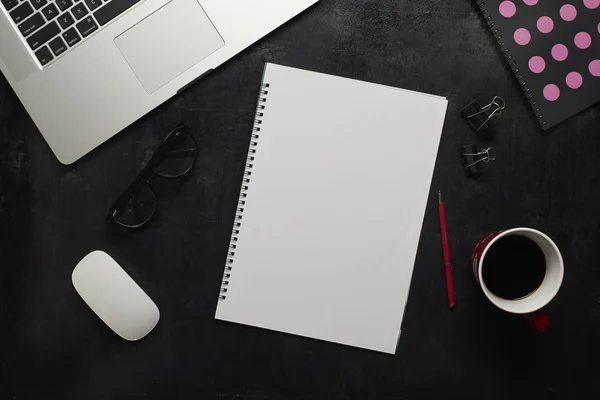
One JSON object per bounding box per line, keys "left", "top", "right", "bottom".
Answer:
{"left": 1, "top": 0, "right": 142, "bottom": 66}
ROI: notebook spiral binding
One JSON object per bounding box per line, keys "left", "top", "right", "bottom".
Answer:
{"left": 474, "top": 0, "right": 545, "bottom": 128}
{"left": 219, "top": 83, "right": 271, "bottom": 300}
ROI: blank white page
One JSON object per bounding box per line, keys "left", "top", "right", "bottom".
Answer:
{"left": 215, "top": 63, "right": 447, "bottom": 354}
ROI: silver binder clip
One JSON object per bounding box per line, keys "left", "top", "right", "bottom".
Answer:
{"left": 461, "top": 96, "right": 506, "bottom": 132}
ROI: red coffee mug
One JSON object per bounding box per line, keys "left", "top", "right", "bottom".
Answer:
{"left": 470, "top": 228, "right": 564, "bottom": 332}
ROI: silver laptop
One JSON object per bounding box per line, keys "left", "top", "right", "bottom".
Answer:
{"left": 0, "top": 0, "right": 318, "bottom": 164}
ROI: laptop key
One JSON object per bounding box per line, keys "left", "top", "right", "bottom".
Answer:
{"left": 34, "top": 45, "right": 53, "bottom": 66}
{"left": 71, "top": 2, "right": 88, "bottom": 20}
{"left": 48, "top": 36, "right": 67, "bottom": 57}
{"left": 76, "top": 15, "right": 97, "bottom": 38}
{"left": 27, "top": 20, "right": 60, "bottom": 51}
{"left": 84, "top": 0, "right": 101, "bottom": 11}
{"left": 9, "top": 2, "right": 33, "bottom": 23}
{"left": 62, "top": 27, "right": 81, "bottom": 47}
{"left": 57, "top": 11, "right": 74, "bottom": 29}
{"left": 41, "top": 2, "right": 58, "bottom": 20}
{"left": 94, "top": 0, "right": 141, "bottom": 26}
{"left": 1, "top": 0, "right": 19, "bottom": 11}
{"left": 30, "top": 0, "right": 48, "bottom": 11}
{"left": 18, "top": 12, "right": 45, "bottom": 36}
{"left": 55, "top": 0, "right": 73, "bottom": 12}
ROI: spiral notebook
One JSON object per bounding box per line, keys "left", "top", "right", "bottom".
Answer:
{"left": 215, "top": 63, "right": 448, "bottom": 354}
{"left": 474, "top": 0, "right": 600, "bottom": 129}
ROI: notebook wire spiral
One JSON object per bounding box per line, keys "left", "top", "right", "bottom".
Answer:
{"left": 473, "top": 0, "right": 545, "bottom": 127}
{"left": 219, "top": 83, "right": 271, "bottom": 300}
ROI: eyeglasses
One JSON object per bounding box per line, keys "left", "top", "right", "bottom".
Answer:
{"left": 110, "top": 124, "right": 198, "bottom": 229}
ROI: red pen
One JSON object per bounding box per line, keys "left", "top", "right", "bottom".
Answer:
{"left": 438, "top": 191, "right": 456, "bottom": 308}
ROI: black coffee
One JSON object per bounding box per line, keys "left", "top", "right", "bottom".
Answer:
{"left": 482, "top": 235, "right": 546, "bottom": 300}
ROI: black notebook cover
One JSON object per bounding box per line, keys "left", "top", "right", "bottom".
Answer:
{"left": 474, "top": 0, "right": 600, "bottom": 129}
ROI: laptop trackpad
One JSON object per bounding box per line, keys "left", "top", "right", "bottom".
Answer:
{"left": 115, "top": 0, "right": 225, "bottom": 94}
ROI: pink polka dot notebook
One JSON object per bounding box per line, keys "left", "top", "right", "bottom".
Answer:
{"left": 475, "top": 0, "right": 600, "bottom": 129}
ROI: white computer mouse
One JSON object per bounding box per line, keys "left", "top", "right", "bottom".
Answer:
{"left": 72, "top": 251, "right": 160, "bottom": 341}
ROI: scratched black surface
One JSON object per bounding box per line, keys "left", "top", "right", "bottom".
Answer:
{"left": 1, "top": 1, "right": 600, "bottom": 399}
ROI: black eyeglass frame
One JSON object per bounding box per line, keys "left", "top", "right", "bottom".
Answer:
{"left": 110, "top": 124, "right": 198, "bottom": 229}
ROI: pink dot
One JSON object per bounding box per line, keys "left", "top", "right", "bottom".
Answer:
{"left": 523, "top": 0, "right": 538, "bottom": 5}
{"left": 499, "top": 1, "right": 517, "bottom": 17}
{"left": 514, "top": 28, "right": 531, "bottom": 45}
{"left": 529, "top": 56, "right": 546, "bottom": 73}
{"left": 543, "top": 84, "right": 560, "bottom": 101}
{"left": 574, "top": 32, "right": 592, "bottom": 49}
{"left": 590, "top": 60, "right": 600, "bottom": 77}
{"left": 566, "top": 72, "right": 583, "bottom": 89}
{"left": 551, "top": 44, "right": 569, "bottom": 61}
{"left": 560, "top": 4, "right": 577, "bottom": 21}
{"left": 583, "top": 0, "right": 599, "bottom": 9}
{"left": 537, "top": 16, "right": 554, "bottom": 34}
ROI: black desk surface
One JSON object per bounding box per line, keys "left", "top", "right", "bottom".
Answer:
{"left": 2, "top": 1, "right": 600, "bottom": 399}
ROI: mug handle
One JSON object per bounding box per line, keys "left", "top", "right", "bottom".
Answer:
{"left": 524, "top": 310, "right": 550, "bottom": 333}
